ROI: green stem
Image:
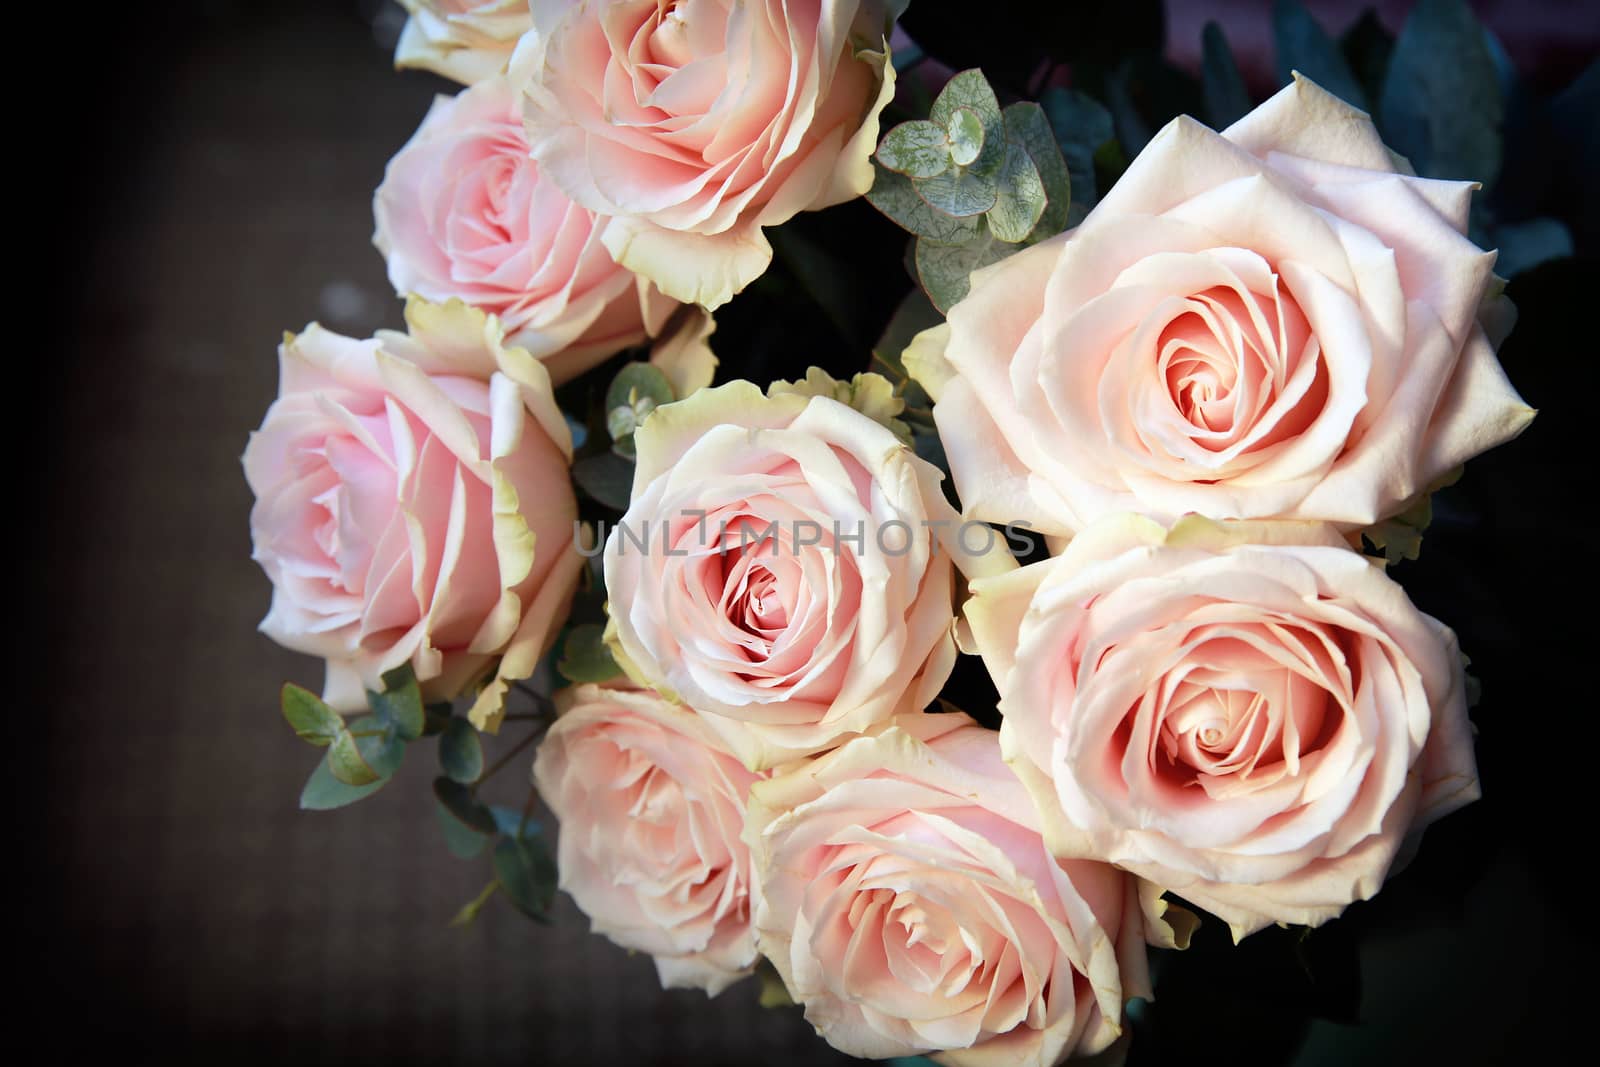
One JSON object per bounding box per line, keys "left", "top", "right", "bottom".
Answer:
{"left": 472, "top": 726, "right": 546, "bottom": 796}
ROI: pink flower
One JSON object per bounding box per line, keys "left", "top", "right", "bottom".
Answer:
{"left": 243, "top": 299, "right": 582, "bottom": 730}
{"left": 520, "top": 0, "right": 901, "bottom": 309}
{"left": 965, "top": 515, "right": 1479, "bottom": 939}
{"left": 747, "top": 713, "right": 1175, "bottom": 1066}
{"left": 910, "top": 76, "right": 1534, "bottom": 536}
{"left": 394, "top": 0, "right": 532, "bottom": 86}
{"left": 533, "top": 684, "right": 761, "bottom": 994}
{"left": 374, "top": 76, "right": 681, "bottom": 385}
{"left": 602, "top": 380, "right": 969, "bottom": 770}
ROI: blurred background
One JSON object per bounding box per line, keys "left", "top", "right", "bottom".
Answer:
{"left": 25, "top": 1, "right": 1596, "bottom": 1064}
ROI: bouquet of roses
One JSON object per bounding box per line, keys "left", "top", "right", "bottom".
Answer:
{"left": 244, "top": 1, "right": 1554, "bottom": 1061}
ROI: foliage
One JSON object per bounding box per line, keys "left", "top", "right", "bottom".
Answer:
{"left": 867, "top": 70, "right": 1073, "bottom": 311}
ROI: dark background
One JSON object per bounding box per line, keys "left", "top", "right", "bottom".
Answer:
{"left": 23, "top": 1, "right": 1596, "bottom": 1064}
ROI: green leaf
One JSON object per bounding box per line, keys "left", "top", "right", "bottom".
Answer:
{"left": 916, "top": 167, "right": 998, "bottom": 218}
{"left": 604, "top": 363, "right": 674, "bottom": 460}
{"left": 280, "top": 683, "right": 341, "bottom": 746}
{"left": 768, "top": 222, "right": 866, "bottom": 345}
{"left": 572, "top": 450, "right": 635, "bottom": 511}
{"left": 929, "top": 68, "right": 1006, "bottom": 180}
{"left": 436, "top": 805, "right": 492, "bottom": 859}
{"left": 299, "top": 714, "right": 405, "bottom": 809}
{"left": 1490, "top": 217, "right": 1574, "bottom": 278}
{"left": 494, "top": 836, "right": 558, "bottom": 921}
{"left": 911, "top": 425, "right": 950, "bottom": 480}
{"left": 327, "top": 730, "right": 381, "bottom": 786}
{"left": 871, "top": 289, "right": 943, "bottom": 378}
{"left": 299, "top": 758, "right": 387, "bottom": 810}
{"left": 1002, "top": 102, "right": 1070, "bottom": 243}
{"left": 1339, "top": 8, "right": 1396, "bottom": 107}
{"left": 930, "top": 69, "right": 1003, "bottom": 140}
{"left": 1273, "top": 0, "right": 1367, "bottom": 109}
{"left": 434, "top": 777, "right": 497, "bottom": 834}
{"left": 438, "top": 717, "right": 485, "bottom": 784}
{"left": 422, "top": 702, "right": 453, "bottom": 737}
{"left": 1103, "top": 62, "right": 1153, "bottom": 157}
{"left": 490, "top": 805, "right": 543, "bottom": 841}
{"left": 945, "top": 107, "right": 984, "bottom": 167}
{"left": 605, "top": 362, "right": 676, "bottom": 413}
{"left": 866, "top": 163, "right": 983, "bottom": 244}
{"left": 877, "top": 119, "right": 950, "bottom": 179}
{"left": 1377, "top": 0, "right": 1504, "bottom": 186}
{"left": 368, "top": 663, "right": 424, "bottom": 742}
{"left": 557, "top": 622, "right": 622, "bottom": 685}
{"left": 915, "top": 231, "right": 1011, "bottom": 313}
{"left": 985, "top": 141, "right": 1045, "bottom": 242}
{"left": 606, "top": 405, "right": 641, "bottom": 446}
{"left": 1040, "top": 88, "right": 1113, "bottom": 224}
{"left": 1201, "top": 21, "right": 1252, "bottom": 128}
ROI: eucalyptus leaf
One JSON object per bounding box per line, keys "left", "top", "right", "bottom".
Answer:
{"left": 929, "top": 68, "right": 1006, "bottom": 179}
{"left": 945, "top": 108, "right": 984, "bottom": 167}
{"left": 299, "top": 714, "right": 405, "bottom": 810}
{"left": 768, "top": 222, "right": 865, "bottom": 345}
{"left": 1339, "top": 8, "right": 1396, "bottom": 107}
{"left": 494, "top": 837, "right": 558, "bottom": 921}
{"left": 877, "top": 119, "right": 951, "bottom": 179}
{"left": 912, "top": 425, "right": 950, "bottom": 482}
{"left": 866, "top": 164, "right": 983, "bottom": 245}
{"left": 916, "top": 232, "right": 1011, "bottom": 313}
{"left": 605, "top": 362, "right": 676, "bottom": 413}
{"left": 986, "top": 142, "right": 1046, "bottom": 243}
{"left": 1377, "top": 0, "right": 1503, "bottom": 186}
{"left": 280, "top": 683, "right": 341, "bottom": 746}
{"left": 435, "top": 801, "right": 492, "bottom": 859}
{"left": 572, "top": 450, "right": 635, "bottom": 511}
{"left": 327, "top": 730, "right": 381, "bottom": 786}
{"left": 1273, "top": 0, "right": 1367, "bottom": 109}
{"left": 929, "top": 69, "right": 1003, "bottom": 138}
{"left": 1201, "top": 21, "right": 1252, "bottom": 128}
{"left": 434, "top": 777, "right": 497, "bottom": 834}
{"left": 1040, "top": 88, "right": 1113, "bottom": 223}
{"left": 606, "top": 405, "right": 641, "bottom": 443}
{"left": 1002, "top": 103, "right": 1070, "bottom": 243}
{"left": 1490, "top": 217, "right": 1574, "bottom": 278}
{"left": 368, "top": 663, "right": 424, "bottom": 742}
{"left": 422, "top": 702, "right": 454, "bottom": 737}
{"left": 916, "top": 167, "right": 998, "bottom": 218}
{"left": 557, "top": 622, "right": 622, "bottom": 684}
{"left": 299, "top": 757, "right": 387, "bottom": 810}
{"left": 491, "top": 805, "right": 543, "bottom": 841}
{"left": 1103, "top": 62, "right": 1153, "bottom": 157}
{"left": 871, "top": 288, "right": 944, "bottom": 383}
{"left": 438, "top": 716, "right": 485, "bottom": 784}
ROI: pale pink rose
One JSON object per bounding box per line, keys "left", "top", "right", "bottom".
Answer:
{"left": 747, "top": 713, "right": 1170, "bottom": 1067}
{"left": 533, "top": 684, "right": 761, "bottom": 994}
{"left": 912, "top": 75, "right": 1535, "bottom": 537}
{"left": 375, "top": 76, "right": 686, "bottom": 386}
{"left": 965, "top": 515, "right": 1480, "bottom": 940}
{"left": 243, "top": 299, "right": 583, "bottom": 731}
{"left": 603, "top": 380, "right": 970, "bottom": 770}
{"left": 520, "top": 0, "right": 902, "bottom": 309}
{"left": 394, "top": 0, "right": 532, "bottom": 85}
